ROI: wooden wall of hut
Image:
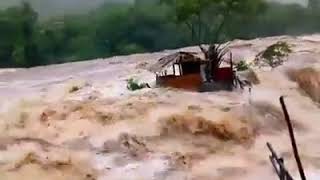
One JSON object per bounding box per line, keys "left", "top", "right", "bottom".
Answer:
{"left": 157, "top": 74, "right": 202, "bottom": 91}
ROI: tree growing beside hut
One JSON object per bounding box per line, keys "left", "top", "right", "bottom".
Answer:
{"left": 161, "top": 0, "right": 265, "bottom": 80}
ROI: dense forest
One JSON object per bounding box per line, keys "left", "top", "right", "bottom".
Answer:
{"left": 0, "top": 0, "right": 319, "bottom": 67}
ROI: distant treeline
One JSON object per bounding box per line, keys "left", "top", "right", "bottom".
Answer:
{"left": 0, "top": 1, "right": 319, "bottom": 67}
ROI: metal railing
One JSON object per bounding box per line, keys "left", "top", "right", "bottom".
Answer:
{"left": 267, "top": 96, "right": 306, "bottom": 180}
{"left": 267, "top": 142, "right": 294, "bottom": 180}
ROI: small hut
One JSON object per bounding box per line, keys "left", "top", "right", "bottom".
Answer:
{"left": 149, "top": 51, "right": 236, "bottom": 91}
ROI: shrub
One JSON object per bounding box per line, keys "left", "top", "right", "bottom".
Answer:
{"left": 126, "top": 78, "right": 149, "bottom": 91}
{"left": 236, "top": 60, "right": 250, "bottom": 71}
{"left": 256, "top": 41, "right": 292, "bottom": 68}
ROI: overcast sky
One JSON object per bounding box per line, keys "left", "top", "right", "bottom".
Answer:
{"left": 0, "top": 0, "right": 133, "bottom": 18}
{"left": 0, "top": 0, "right": 310, "bottom": 18}
{"left": 0, "top": 0, "right": 309, "bottom": 7}
{"left": 269, "top": 0, "right": 308, "bottom": 5}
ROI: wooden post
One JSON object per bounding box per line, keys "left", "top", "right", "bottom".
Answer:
{"left": 179, "top": 64, "right": 183, "bottom": 76}
{"left": 230, "top": 52, "right": 234, "bottom": 86}
{"left": 230, "top": 52, "right": 233, "bottom": 69}
{"left": 156, "top": 74, "right": 159, "bottom": 85}
{"left": 173, "top": 64, "right": 176, "bottom": 76}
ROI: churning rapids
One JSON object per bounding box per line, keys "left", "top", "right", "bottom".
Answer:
{"left": 0, "top": 34, "right": 320, "bottom": 180}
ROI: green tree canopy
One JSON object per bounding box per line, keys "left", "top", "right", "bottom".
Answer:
{"left": 0, "top": 1, "right": 40, "bottom": 67}
{"left": 162, "top": 0, "right": 265, "bottom": 44}
{"left": 1, "top": 0, "right": 320, "bottom": 68}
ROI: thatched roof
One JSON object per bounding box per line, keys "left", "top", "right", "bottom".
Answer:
{"left": 149, "top": 51, "right": 205, "bottom": 73}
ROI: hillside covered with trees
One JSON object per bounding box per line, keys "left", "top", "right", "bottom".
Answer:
{"left": 0, "top": 0, "right": 319, "bottom": 67}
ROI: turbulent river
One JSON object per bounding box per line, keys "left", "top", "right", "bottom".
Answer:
{"left": 0, "top": 34, "right": 319, "bottom": 180}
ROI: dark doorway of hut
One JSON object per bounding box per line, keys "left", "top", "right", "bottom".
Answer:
{"left": 149, "top": 46, "right": 245, "bottom": 92}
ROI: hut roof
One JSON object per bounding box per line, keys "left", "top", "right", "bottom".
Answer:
{"left": 149, "top": 51, "right": 205, "bottom": 73}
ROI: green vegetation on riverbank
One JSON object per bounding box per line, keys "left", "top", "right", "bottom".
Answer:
{"left": 0, "top": 1, "right": 319, "bottom": 67}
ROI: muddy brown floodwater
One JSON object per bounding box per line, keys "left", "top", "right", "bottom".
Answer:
{"left": 0, "top": 34, "right": 320, "bottom": 180}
